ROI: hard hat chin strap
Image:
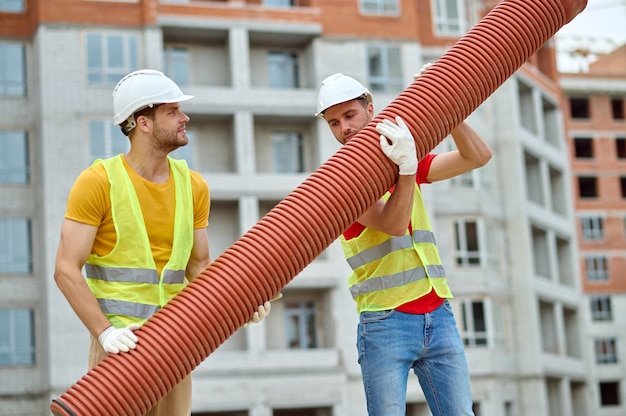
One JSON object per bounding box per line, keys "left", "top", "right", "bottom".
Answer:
{"left": 121, "top": 114, "right": 137, "bottom": 136}
{"left": 120, "top": 103, "right": 159, "bottom": 136}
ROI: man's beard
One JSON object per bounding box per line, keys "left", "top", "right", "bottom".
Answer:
{"left": 153, "top": 123, "right": 186, "bottom": 154}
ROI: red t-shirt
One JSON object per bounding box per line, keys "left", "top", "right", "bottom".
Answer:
{"left": 343, "top": 153, "right": 445, "bottom": 314}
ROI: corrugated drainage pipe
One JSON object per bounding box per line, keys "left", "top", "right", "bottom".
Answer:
{"left": 51, "top": 0, "right": 586, "bottom": 414}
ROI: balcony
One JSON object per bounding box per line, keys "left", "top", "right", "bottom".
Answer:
{"left": 159, "top": 0, "right": 322, "bottom": 30}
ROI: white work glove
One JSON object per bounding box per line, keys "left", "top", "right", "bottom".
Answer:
{"left": 244, "top": 293, "right": 283, "bottom": 327}
{"left": 413, "top": 62, "right": 433, "bottom": 81}
{"left": 248, "top": 301, "right": 272, "bottom": 325}
{"left": 98, "top": 324, "right": 140, "bottom": 354}
{"left": 376, "top": 116, "right": 418, "bottom": 175}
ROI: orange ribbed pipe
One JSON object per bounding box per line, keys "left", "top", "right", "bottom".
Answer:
{"left": 51, "top": 0, "right": 586, "bottom": 414}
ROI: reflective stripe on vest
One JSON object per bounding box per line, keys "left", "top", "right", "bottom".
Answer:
{"left": 341, "top": 182, "right": 452, "bottom": 313}
{"left": 85, "top": 155, "right": 194, "bottom": 327}
{"left": 98, "top": 298, "right": 159, "bottom": 320}
{"left": 85, "top": 264, "right": 186, "bottom": 285}
{"left": 349, "top": 264, "right": 446, "bottom": 298}
{"left": 346, "top": 231, "right": 436, "bottom": 270}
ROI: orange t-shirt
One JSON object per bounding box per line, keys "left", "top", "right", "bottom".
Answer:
{"left": 65, "top": 156, "right": 209, "bottom": 274}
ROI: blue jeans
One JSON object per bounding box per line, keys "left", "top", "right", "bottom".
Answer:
{"left": 357, "top": 301, "right": 474, "bottom": 416}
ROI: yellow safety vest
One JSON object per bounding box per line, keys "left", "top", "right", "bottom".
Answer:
{"left": 341, "top": 182, "right": 452, "bottom": 313}
{"left": 85, "top": 155, "right": 194, "bottom": 327}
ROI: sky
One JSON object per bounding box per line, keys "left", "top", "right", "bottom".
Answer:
{"left": 554, "top": 0, "right": 626, "bottom": 72}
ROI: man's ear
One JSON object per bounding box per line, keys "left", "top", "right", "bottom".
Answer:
{"left": 136, "top": 114, "right": 151, "bottom": 132}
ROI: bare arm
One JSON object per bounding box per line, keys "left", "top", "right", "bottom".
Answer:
{"left": 54, "top": 219, "right": 112, "bottom": 339}
{"left": 427, "top": 121, "right": 492, "bottom": 183}
{"left": 355, "top": 174, "right": 415, "bottom": 236}
{"left": 356, "top": 116, "right": 418, "bottom": 236}
{"left": 186, "top": 227, "right": 211, "bottom": 281}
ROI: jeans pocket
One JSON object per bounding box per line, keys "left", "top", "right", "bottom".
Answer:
{"left": 360, "top": 309, "right": 395, "bottom": 324}
{"left": 442, "top": 300, "right": 455, "bottom": 316}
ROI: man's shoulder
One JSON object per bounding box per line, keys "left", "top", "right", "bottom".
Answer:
{"left": 188, "top": 169, "right": 208, "bottom": 186}
{"left": 417, "top": 153, "right": 436, "bottom": 184}
{"left": 75, "top": 161, "right": 109, "bottom": 185}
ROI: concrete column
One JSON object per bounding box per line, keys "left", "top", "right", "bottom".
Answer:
{"left": 238, "top": 195, "right": 259, "bottom": 237}
{"left": 560, "top": 377, "right": 574, "bottom": 416}
{"left": 554, "top": 301, "right": 566, "bottom": 356}
{"left": 229, "top": 26, "right": 250, "bottom": 90}
{"left": 236, "top": 194, "right": 268, "bottom": 353}
{"left": 316, "top": 119, "right": 340, "bottom": 162}
{"left": 234, "top": 110, "right": 256, "bottom": 174}
{"left": 250, "top": 404, "right": 271, "bottom": 416}
{"left": 142, "top": 27, "right": 163, "bottom": 70}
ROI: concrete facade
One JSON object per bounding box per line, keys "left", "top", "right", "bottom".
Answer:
{"left": 0, "top": 1, "right": 602, "bottom": 415}
{"left": 561, "top": 46, "right": 626, "bottom": 416}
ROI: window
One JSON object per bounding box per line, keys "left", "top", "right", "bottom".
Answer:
{"left": 406, "top": 403, "right": 431, "bottom": 415}
{"left": 285, "top": 300, "right": 317, "bottom": 349}
{"left": 581, "top": 215, "right": 604, "bottom": 240}
{"left": 454, "top": 220, "right": 500, "bottom": 270}
{"left": 461, "top": 300, "right": 487, "bottom": 346}
{"left": 444, "top": 139, "right": 490, "bottom": 189}
{"left": 504, "top": 402, "right": 514, "bottom": 416}
{"left": 449, "top": 168, "right": 491, "bottom": 190}
{"left": 272, "top": 132, "right": 303, "bottom": 173}
{"left": 263, "top": 0, "right": 294, "bottom": 6}
{"left": 86, "top": 33, "right": 138, "bottom": 84}
{"left": 590, "top": 295, "right": 612, "bottom": 321}
{"left": 0, "top": 0, "right": 23, "bottom": 13}
{"left": 616, "top": 137, "right": 626, "bottom": 159}
{"left": 367, "top": 45, "right": 403, "bottom": 93}
{"left": 273, "top": 407, "right": 332, "bottom": 416}
{"left": 0, "top": 42, "right": 26, "bottom": 96}
{"left": 573, "top": 137, "right": 593, "bottom": 158}
{"left": 525, "top": 152, "right": 543, "bottom": 204}
{"left": 599, "top": 381, "right": 620, "bottom": 406}
{"left": 360, "top": 0, "right": 399, "bottom": 14}
{"left": 518, "top": 81, "right": 537, "bottom": 134}
{"left": 569, "top": 97, "right": 590, "bottom": 119}
{"left": 454, "top": 219, "right": 480, "bottom": 266}
{"left": 585, "top": 255, "right": 608, "bottom": 282}
{"left": 90, "top": 120, "right": 129, "bottom": 161}
{"left": 0, "top": 309, "right": 35, "bottom": 366}
{"left": 164, "top": 46, "right": 189, "bottom": 86}
{"left": 611, "top": 97, "right": 624, "bottom": 120}
{"left": 450, "top": 171, "right": 474, "bottom": 188}
{"left": 449, "top": 166, "right": 490, "bottom": 190}
{"left": 459, "top": 299, "right": 506, "bottom": 349}
{"left": 433, "top": 0, "right": 465, "bottom": 36}
{"left": 595, "top": 338, "right": 617, "bottom": 364}
{"left": 0, "top": 218, "right": 32, "bottom": 274}
{"left": 0, "top": 130, "right": 29, "bottom": 184}
{"left": 621, "top": 177, "right": 626, "bottom": 198}
{"left": 267, "top": 51, "right": 299, "bottom": 89}
{"left": 542, "top": 96, "right": 560, "bottom": 147}
{"left": 578, "top": 176, "right": 598, "bottom": 198}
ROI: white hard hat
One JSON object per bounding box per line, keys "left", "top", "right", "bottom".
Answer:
{"left": 315, "top": 73, "right": 371, "bottom": 119}
{"left": 112, "top": 69, "right": 194, "bottom": 131}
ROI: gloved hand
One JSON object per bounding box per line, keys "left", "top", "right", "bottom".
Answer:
{"left": 248, "top": 301, "right": 272, "bottom": 325}
{"left": 98, "top": 324, "right": 140, "bottom": 354}
{"left": 413, "top": 62, "right": 433, "bottom": 81}
{"left": 244, "top": 293, "right": 283, "bottom": 327}
{"left": 376, "top": 116, "right": 418, "bottom": 175}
